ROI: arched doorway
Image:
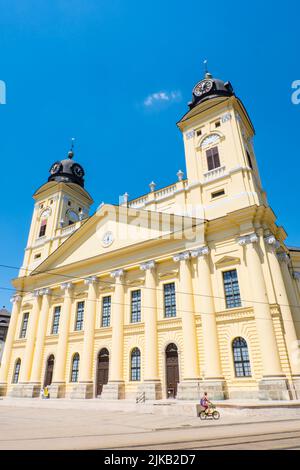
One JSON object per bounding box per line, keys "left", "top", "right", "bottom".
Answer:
{"left": 96, "top": 348, "right": 109, "bottom": 396}
{"left": 165, "top": 343, "right": 179, "bottom": 398}
{"left": 44, "top": 355, "right": 55, "bottom": 388}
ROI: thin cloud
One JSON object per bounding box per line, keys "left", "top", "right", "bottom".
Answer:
{"left": 143, "top": 90, "right": 182, "bottom": 107}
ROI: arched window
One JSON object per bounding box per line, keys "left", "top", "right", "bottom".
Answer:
{"left": 70, "top": 353, "right": 80, "bottom": 382}
{"left": 12, "top": 358, "right": 21, "bottom": 384}
{"left": 232, "top": 337, "right": 252, "bottom": 377}
{"left": 130, "top": 348, "right": 141, "bottom": 381}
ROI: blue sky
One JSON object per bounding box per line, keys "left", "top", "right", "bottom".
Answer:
{"left": 0, "top": 0, "right": 299, "bottom": 308}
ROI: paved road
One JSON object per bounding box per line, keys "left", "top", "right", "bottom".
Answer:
{"left": 1, "top": 399, "right": 300, "bottom": 450}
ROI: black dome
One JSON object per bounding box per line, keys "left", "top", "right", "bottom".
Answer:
{"left": 189, "top": 72, "right": 234, "bottom": 110}
{"left": 48, "top": 150, "right": 85, "bottom": 187}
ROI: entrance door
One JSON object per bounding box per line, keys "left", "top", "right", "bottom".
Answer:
{"left": 44, "top": 355, "right": 54, "bottom": 388}
{"left": 166, "top": 343, "right": 179, "bottom": 398}
{"left": 96, "top": 348, "right": 109, "bottom": 396}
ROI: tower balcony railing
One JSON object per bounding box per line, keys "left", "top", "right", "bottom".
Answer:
{"left": 203, "top": 165, "right": 226, "bottom": 182}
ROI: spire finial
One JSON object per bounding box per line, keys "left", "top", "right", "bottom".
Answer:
{"left": 203, "top": 59, "right": 212, "bottom": 79}
{"left": 68, "top": 137, "right": 75, "bottom": 159}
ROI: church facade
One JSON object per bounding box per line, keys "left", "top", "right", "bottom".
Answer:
{"left": 1, "top": 72, "right": 300, "bottom": 401}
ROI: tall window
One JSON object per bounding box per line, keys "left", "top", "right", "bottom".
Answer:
{"left": 75, "top": 301, "right": 84, "bottom": 331}
{"left": 12, "top": 359, "right": 21, "bottom": 384}
{"left": 131, "top": 290, "right": 141, "bottom": 323}
{"left": 206, "top": 146, "right": 221, "bottom": 171}
{"left": 232, "top": 337, "right": 252, "bottom": 377}
{"left": 223, "top": 270, "right": 242, "bottom": 309}
{"left": 39, "top": 219, "right": 47, "bottom": 238}
{"left": 70, "top": 353, "right": 80, "bottom": 382}
{"left": 51, "top": 306, "right": 61, "bottom": 334}
{"left": 130, "top": 348, "right": 141, "bottom": 381}
{"left": 246, "top": 150, "right": 253, "bottom": 169}
{"left": 20, "top": 313, "right": 29, "bottom": 339}
{"left": 164, "top": 283, "right": 176, "bottom": 318}
{"left": 101, "top": 296, "right": 111, "bottom": 327}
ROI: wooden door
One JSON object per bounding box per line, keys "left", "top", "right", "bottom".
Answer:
{"left": 166, "top": 344, "right": 179, "bottom": 398}
{"left": 44, "top": 355, "right": 54, "bottom": 387}
{"left": 96, "top": 348, "right": 109, "bottom": 396}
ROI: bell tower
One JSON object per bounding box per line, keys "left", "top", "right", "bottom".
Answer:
{"left": 21, "top": 146, "right": 93, "bottom": 276}
{"left": 177, "top": 70, "right": 267, "bottom": 220}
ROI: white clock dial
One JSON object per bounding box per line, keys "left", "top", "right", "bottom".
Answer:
{"left": 102, "top": 231, "right": 114, "bottom": 247}
{"left": 193, "top": 79, "right": 213, "bottom": 96}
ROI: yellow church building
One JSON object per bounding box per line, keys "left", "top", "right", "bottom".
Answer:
{"left": 1, "top": 71, "right": 300, "bottom": 401}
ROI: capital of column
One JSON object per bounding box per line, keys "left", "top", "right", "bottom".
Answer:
{"left": 10, "top": 294, "right": 22, "bottom": 304}
{"left": 264, "top": 235, "right": 280, "bottom": 250}
{"left": 61, "top": 282, "right": 73, "bottom": 291}
{"left": 110, "top": 269, "right": 124, "bottom": 280}
{"left": 84, "top": 276, "right": 97, "bottom": 286}
{"left": 237, "top": 233, "right": 259, "bottom": 246}
{"left": 173, "top": 251, "right": 190, "bottom": 262}
{"left": 33, "top": 288, "right": 52, "bottom": 297}
{"left": 190, "top": 246, "right": 210, "bottom": 258}
{"left": 293, "top": 272, "right": 300, "bottom": 281}
{"left": 277, "top": 251, "right": 290, "bottom": 264}
{"left": 140, "top": 260, "right": 156, "bottom": 271}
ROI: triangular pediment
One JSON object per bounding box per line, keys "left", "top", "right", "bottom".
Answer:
{"left": 29, "top": 204, "right": 203, "bottom": 276}
{"left": 215, "top": 255, "right": 241, "bottom": 268}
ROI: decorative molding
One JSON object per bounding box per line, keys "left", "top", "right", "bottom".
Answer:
{"left": 158, "top": 270, "right": 179, "bottom": 280}
{"left": 34, "top": 288, "right": 52, "bottom": 297}
{"left": 237, "top": 233, "right": 258, "bottom": 246}
{"left": 126, "top": 278, "right": 145, "bottom": 287}
{"left": 190, "top": 246, "right": 210, "bottom": 258}
{"left": 293, "top": 272, "right": 300, "bottom": 281}
{"left": 215, "top": 255, "right": 241, "bottom": 268}
{"left": 140, "top": 260, "right": 156, "bottom": 271}
{"left": 173, "top": 251, "right": 190, "bottom": 262}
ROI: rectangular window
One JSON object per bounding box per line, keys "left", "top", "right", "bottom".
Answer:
{"left": 20, "top": 313, "right": 29, "bottom": 338}
{"left": 75, "top": 301, "right": 85, "bottom": 331}
{"left": 39, "top": 219, "right": 47, "bottom": 238}
{"left": 223, "top": 270, "right": 242, "bottom": 309}
{"left": 164, "top": 283, "right": 176, "bottom": 318}
{"left": 206, "top": 146, "right": 221, "bottom": 171}
{"left": 131, "top": 290, "right": 141, "bottom": 323}
{"left": 211, "top": 189, "right": 225, "bottom": 199}
{"left": 51, "top": 306, "right": 61, "bottom": 334}
{"left": 215, "top": 121, "right": 221, "bottom": 128}
{"left": 246, "top": 150, "right": 253, "bottom": 169}
{"left": 101, "top": 296, "right": 111, "bottom": 327}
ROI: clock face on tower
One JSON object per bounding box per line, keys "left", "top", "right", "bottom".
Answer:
{"left": 193, "top": 79, "right": 213, "bottom": 97}
{"left": 49, "top": 162, "right": 62, "bottom": 175}
{"left": 71, "top": 163, "right": 85, "bottom": 178}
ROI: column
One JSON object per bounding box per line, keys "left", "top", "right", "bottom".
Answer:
{"left": 72, "top": 277, "right": 97, "bottom": 399}
{"left": 30, "top": 289, "right": 52, "bottom": 392}
{"left": 50, "top": 282, "right": 73, "bottom": 398}
{"left": 102, "top": 269, "right": 125, "bottom": 399}
{"left": 172, "top": 252, "right": 200, "bottom": 400}
{"left": 138, "top": 260, "right": 161, "bottom": 399}
{"left": 264, "top": 236, "right": 300, "bottom": 381}
{"left": 191, "top": 246, "right": 225, "bottom": 398}
{"left": 238, "top": 233, "right": 289, "bottom": 400}
{"left": 18, "top": 290, "right": 43, "bottom": 397}
{"left": 0, "top": 295, "right": 22, "bottom": 395}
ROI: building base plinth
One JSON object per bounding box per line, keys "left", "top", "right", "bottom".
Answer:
{"left": 137, "top": 381, "right": 162, "bottom": 400}
{"left": 9, "top": 383, "right": 41, "bottom": 398}
{"left": 258, "top": 378, "right": 291, "bottom": 400}
{"left": 49, "top": 382, "right": 66, "bottom": 398}
{"left": 0, "top": 383, "right": 7, "bottom": 396}
{"left": 70, "top": 382, "right": 94, "bottom": 399}
{"left": 177, "top": 380, "right": 226, "bottom": 400}
{"left": 101, "top": 382, "right": 125, "bottom": 400}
